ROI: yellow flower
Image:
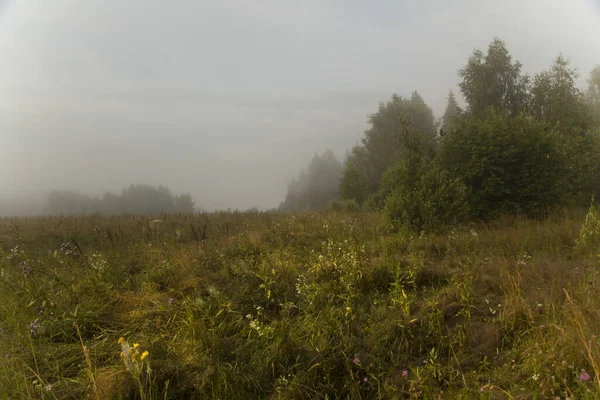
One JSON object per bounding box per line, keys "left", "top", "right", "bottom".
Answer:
{"left": 120, "top": 352, "right": 125, "bottom": 359}
{"left": 118, "top": 337, "right": 125, "bottom": 344}
{"left": 140, "top": 351, "right": 149, "bottom": 361}
{"left": 133, "top": 343, "right": 139, "bottom": 349}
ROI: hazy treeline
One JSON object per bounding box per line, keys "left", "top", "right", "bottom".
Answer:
{"left": 279, "top": 149, "right": 343, "bottom": 211}
{"left": 44, "top": 184, "right": 195, "bottom": 215}
{"left": 282, "top": 38, "right": 600, "bottom": 231}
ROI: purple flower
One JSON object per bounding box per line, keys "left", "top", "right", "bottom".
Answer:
{"left": 423, "top": 359, "right": 427, "bottom": 364}
{"left": 353, "top": 356, "right": 360, "bottom": 365}
{"left": 402, "top": 370, "right": 408, "bottom": 377}
{"left": 580, "top": 370, "right": 591, "bottom": 381}
{"left": 363, "top": 377, "right": 368, "bottom": 383}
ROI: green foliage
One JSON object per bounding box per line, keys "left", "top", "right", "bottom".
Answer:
{"left": 531, "top": 55, "right": 593, "bottom": 131}
{"left": 558, "top": 128, "right": 600, "bottom": 205}
{"left": 439, "top": 90, "right": 462, "bottom": 137}
{"left": 279, "top": 149, "right": 343, "bottom": 211}
{"left": 339, "top": 92, "right": 437, "bottom": 205}
{"left": 587, "top": 66, "right": 600, "bottom": 126}
{"left": 458, "top": 38, "right": 530, "bottom": 118}
{"left": 439, "top": 110, "right": 567, "bottom": 220}
{"left": 576, "top": 199, "right": 600, "bottom": 250}
{"left": 384, "top": 161, "right": 469, "bottom": 233}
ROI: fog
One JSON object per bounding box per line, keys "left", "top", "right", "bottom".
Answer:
{"left": 0, "top": 0, "right": 599, "bottom": 213}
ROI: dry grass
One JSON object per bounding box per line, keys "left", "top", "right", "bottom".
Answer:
{"left": 0, "top": 209, "right": 599, "bottom": 399}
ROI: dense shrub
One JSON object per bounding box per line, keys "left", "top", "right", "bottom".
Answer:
{"left": 438, "top": 110, "right": 567, "bottom": 220}
{"left": 384, "top": 160, "right": 469, "bottom": 233}
{"left": 558, "top": 128, "right": 600, "bottom": 206}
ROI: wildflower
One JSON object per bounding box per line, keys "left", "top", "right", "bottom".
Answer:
{"left": 133, "top": 343, "right": 139, "bottom": 349}
{"left": 118, "top": 337, "right": 125, "bottom": 344}
{"left": 423, "top": 359, "right": 427, "bottom": 364}
{"left": 353, "top": 356, "right": 360, "bottom": 365}
{"left": 579, "top": 370, "right": 591, "bottom": 381}
{"left": 402, "top": 370, "right": 408, "bottom": 377}
{"left": 140, "top": 351, "right": 149, "bottom": 361}
{"left": 532, "top": 373, "right": 540, "bottom": 381}
{"left": 29, "top": 319, "right": 40, "bottom": 336}
{"left": 168, "top": 298, "right": 174, "bottom": 305}
{"left": 363, "top": 377, "right": 368, "bottom": 383}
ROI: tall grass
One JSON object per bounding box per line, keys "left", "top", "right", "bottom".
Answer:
{"left": 0, "top": 209, "right": 598, "bottom": 399}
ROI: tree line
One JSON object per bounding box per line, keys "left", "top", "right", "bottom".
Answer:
{"left": 45, "top": 184, "right": 195, "bottom": 215}
{"left": 281, "top": 38, "right": 600, "bottom": 232}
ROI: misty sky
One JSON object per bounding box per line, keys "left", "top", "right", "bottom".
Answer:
{"left": 0, "top": 0, "right": 599, "bottom": 210}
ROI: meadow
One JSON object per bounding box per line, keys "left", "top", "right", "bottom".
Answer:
{"left": 1, "top": 209, "right": 600, "bottom": 399}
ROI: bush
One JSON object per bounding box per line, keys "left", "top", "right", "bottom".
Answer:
{"left": 384, "top": 162, "right": 469, "bottom": 233}
{"left": 558, "top": 128, "right": 600, "bottom": 206}
{"left": 438, "top": 110, "right": 567, "bottom": 220}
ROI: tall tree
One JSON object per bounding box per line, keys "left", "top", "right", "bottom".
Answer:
{"left": 588, "top": 66, "right": 600, "bottom": 126}
{"left": 339, "top": 92, "right": 436, "bottom": 205}
{"left": 531, "top": 55, "right": 592, "bottom": 131}
{"left": 279, "top": 150, "right": 343, "bottom": 211}
{"left": 439, "top": 90, "right": 462, "bottom": 136}
{"left": 458, "top": 38, "right": 530, "bottom": 117}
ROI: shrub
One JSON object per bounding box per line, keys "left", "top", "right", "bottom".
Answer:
{"left": 558, "top": 128, "right": 600, "bottom": 206}
{"left": 438, "top": 110, "right": 567, "bottom": 220}
{"left": 384, "top": 161, "right": 469, "bottom": 233}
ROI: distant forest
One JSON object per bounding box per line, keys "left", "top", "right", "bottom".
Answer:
{"left": 0, "top": 184, "right": 196, "bottom": 216}
{"left": 45, "top": 184, "right": 195, "bottom": 215}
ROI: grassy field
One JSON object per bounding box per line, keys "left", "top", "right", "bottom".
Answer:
{"left": 1, "top": 209, "right": 600, "bottom": 399}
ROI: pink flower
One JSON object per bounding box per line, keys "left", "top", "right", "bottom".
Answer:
{"left": 353, "top": 356, "right": 360, "bottom": 365}
{"left": 580, "top": 370, "right": 591, "bottom": 381}
{"left": 402, "top": 370, "right": 408, "bottom": 377}
{"left": 363, "top": 377, "right": 368, "bottom": 383}
{"left": 423, "top": 359, "right": 427, "bottom": 364}
{"left": 168, "top": 298, "right": 174, "bottom": 305}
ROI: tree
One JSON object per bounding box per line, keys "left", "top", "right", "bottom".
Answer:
{"left": 531, "top": 55, "right": 592, "bottom": 132}
{"left": 174, "top": 194, "right": 195, "bottom": 213}
{"left": 279, "top": 150, "right": 344, "bottom": 211}
{"left": 439, "top": 90, "right": 462, "bottom": 137}
{"left": 339, "top": 92, "right": 437, "bottom": 206}
{"left": 588, "top": 66, "right": 600, "bottom": 126}
{"left": 458, "top": 38, "right": 530, "bottom": 117}
{"left": 44, "top": 184, "right": 197, "bottom": 215}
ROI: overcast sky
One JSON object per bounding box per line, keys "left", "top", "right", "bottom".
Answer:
{"left": 0, "top": 0, "right": 599, "bottom": 210}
